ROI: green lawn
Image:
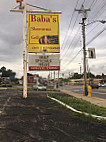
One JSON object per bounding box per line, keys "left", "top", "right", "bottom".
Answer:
{"left": 48, "top": 94, "right": 106, "bottom": 117}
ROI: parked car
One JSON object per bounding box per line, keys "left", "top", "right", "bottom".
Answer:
{"left": 59, "top": 82, "right": 63, "bottom": 86}
{"left": 98, "top": 83, "right": 106, "bottom": 87}
{"left": 33, "top": 84, "right": 47, "bottom": 91}
{"left": 91, "top": 84, "right": 99, "bottom": 89}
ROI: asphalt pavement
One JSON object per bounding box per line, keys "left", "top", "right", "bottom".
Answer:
{"left": 0, "top": 88, "right": 106, "bottom": 142}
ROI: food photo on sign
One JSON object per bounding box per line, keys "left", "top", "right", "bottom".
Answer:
{"left": 39, "top": 35, "right": 59, "bottom": 44}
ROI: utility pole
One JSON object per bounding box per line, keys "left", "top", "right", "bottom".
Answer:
{"left": 75, "top": 5, "right": 90, "bottom": 96}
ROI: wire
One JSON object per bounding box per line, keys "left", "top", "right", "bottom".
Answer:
{"left": 86, "top": 26, "right": 106, "bottom": 45}
{"left": 89, "top": 0, "right": 98, "bottom": 8}
{"left": 26, "top": 3, "right": 50, "bottom": 11}
{"left": 61, "top": 0, "right": 91, "bottom": 61}
{"left": 62, "top": 48, "right": 83, "bottom": 68}
{"left": 61, "top": 0, "right": 106, "bottom": 73}
{"left": 64, "top": 26, "right": 106, "bottom": 68}
{"left": 61, "top": 26, "right": 81, "bottom": 58}
{"left": 89, "top": 0, "right": 106, "bottom": 20}
{"left": 61, "top": 0, "right": 80, "bottom": 50}
{"left": 61, "top": 14, "right": 80, "bottom": 56}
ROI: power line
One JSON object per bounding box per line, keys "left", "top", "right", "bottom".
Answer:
{"left": 61, "top": 0, "right": 80, "bottom": 50}
{"left": 62, "top": 48, "right": 83, "bottom": 67}
{"left": 63, "top": 25, "right": 106, "bottom": 68}
{"left": 89, "top": 0, "right": 98, "bottom": 9}
{"left": 61, "top": 0, "right": 91, "bottom": 59}
{"left": 61, "top": 0, "right": 86, "bottom": 54}
{"left": 61, "top": 15, "right": 80, "bottom": 56}
{"left": 61, "top": 26, "right": 81, "bottom": 58}
{"left": 89, "top": 0, "right": 106, "bottom": 20}
{"left": 86, "top": 26, "right": 106, "bottom": 45}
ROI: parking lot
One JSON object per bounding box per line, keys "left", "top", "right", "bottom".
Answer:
{"left": 0, "top": 88, "right": 106, "bottom": 142}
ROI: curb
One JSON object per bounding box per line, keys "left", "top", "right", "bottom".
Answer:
{"left": 47, "top": 95, "right": 106, "bottom": 120}
{"left": 59, "top": 89, "right": 106, "bottom": 108}
{"left": 0, "top": 88, "right": 7, "bottom": 90}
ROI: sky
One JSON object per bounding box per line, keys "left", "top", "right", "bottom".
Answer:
{"left": 0, "top": 0, "right": 106, "bottom": 79}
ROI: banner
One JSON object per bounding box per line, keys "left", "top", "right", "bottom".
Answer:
{"left": 28, "top": 13, "right": 60, "bottom": 53}
{"left": 28, "top": 54, "right": 60, "bottom": 71}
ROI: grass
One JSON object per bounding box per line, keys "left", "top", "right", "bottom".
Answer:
{"left": 48, "top": 94, "right": 106, "bottom": 117}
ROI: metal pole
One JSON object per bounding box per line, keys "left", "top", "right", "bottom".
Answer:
{"left": 80, "top": 65, "right": 82, "bottom": 74}
{"left": 23, "top": 2, "right": 27, "bottom": 98}
{"left": 54, "top": 71, "right": 55, "bottom": 80}
{"left": 58, "top": 70, "right": 59, "bottom": 86}
{"left": 51, "top": 72, "right": 52, "bottom": 80}
{"left": 79, "top": 63, "right": 82, "bottom": 74}
{"left": 54, "top": 71, "right": 55, "bottom": 87}
{"left": 82, "top": 18, "right": 87, "bottom": 96}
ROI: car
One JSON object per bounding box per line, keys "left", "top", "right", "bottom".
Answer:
{"left": 59, "top": 82, "right": 63, "bottom": 86}
{"left": 98, "top": 83, "right": 106, "bottom": 87}
{"left": 91, "top": 84, "right": 99, "bottom": 89}
{"left": 33, "top": 84, "right": 47, "bottom": 91}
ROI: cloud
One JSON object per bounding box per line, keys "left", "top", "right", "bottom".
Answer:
{"left": 0, "top": 0, "right": 106, "bottom": 78}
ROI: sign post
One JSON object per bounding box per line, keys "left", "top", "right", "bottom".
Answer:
{"left": 10, "top": 2, "right": 27, "bottom": 98}
{"left": 10, "top": 1, "right": 61, "bottom": 98}
{"left": 23, "top": 2, "right": 27, "bottom": 98}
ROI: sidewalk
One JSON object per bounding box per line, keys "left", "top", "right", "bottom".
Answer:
{"left": 59, "top": 89, "right": 106, "bottom": 108}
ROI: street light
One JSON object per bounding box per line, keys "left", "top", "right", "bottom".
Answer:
{"left": 78, "top": 63, "right": 82, "bottom": 74}
{"left": 86, "top": 20, "right": 106, "bottom": 26}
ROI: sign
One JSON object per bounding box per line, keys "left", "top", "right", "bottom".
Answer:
{"left": 88, "top": 48, "right": 96, "bottom": 58}
{"left": 28, "top": 13, "right": 60, "bottom": 53}
{"left": 28, "top": 54, "right": 60, "bottom": 71}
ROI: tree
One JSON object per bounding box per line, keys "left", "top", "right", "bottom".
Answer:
{"left": 96, "top": 75, "right": 102, "bottom": 79}
{"left": 87, "top": 72, "right": 95, "bottom": 79}
{"left": 71, "top": 73, "right": 82, "bottom": 79}
{"left": 0, "top": 66, "right": 16, "bottom": 78}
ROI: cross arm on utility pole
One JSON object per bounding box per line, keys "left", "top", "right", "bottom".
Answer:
{"left": 75, "top": 5, "right": 90, "bottom": 19}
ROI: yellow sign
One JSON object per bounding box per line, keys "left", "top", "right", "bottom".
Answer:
{"left": 28, "top": 13, "right": 60, "bottom": 53}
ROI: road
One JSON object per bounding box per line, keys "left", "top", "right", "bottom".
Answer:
{"left": 59, "top": 85, "right": 106, "bottom": 99}
{"left": 0, "top": 88, "right": 106, "bottom": 142}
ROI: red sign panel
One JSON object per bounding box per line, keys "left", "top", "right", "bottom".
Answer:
{"left": 29, "top": 66, "right": 60, "bottom": 71}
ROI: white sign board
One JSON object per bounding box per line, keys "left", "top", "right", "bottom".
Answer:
{"left": 28, "top": 54, "right": 60, "bottom": 71}
{"left": 88, "top": 48, "right": 96, "bottom": 58}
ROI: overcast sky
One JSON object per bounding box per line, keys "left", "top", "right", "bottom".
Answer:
{"left": 0, "top": 0, "right": 106, "bottom": 78}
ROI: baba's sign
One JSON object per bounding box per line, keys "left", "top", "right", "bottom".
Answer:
{"left": 28, "top": 13, "right": 60, "bottom": 53}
